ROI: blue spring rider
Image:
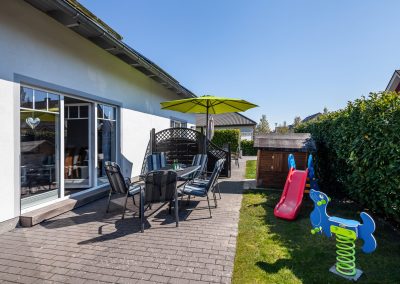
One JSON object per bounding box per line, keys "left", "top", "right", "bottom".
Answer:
{"left": 308, "top": 156, "right": 377, "bottom": 281}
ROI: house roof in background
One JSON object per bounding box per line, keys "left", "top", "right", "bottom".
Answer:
{"left": 254, "top": 133, "right": 315, "bottom": 152}
{"left": 302, "top": 112, "right": 321, "bottom": 123}
{"left": 385, "top": 70, "right": 400, "bottom": 92}
{"left": 196, "top": 113, "right": 257, "bottom": 127}
{"left": 24, "top": 0, "right": 196, "bottom": 98}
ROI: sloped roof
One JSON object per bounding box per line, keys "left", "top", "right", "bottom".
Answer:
{"left": 385, "top": 70, "right": 400, "bottom": 92}
{"left": 24, "top": 0, "right": 195, "bottom": 98}
{"left": 254, "top": 133, "right": 315, "bottom": 152}
{"left": 302, "top": 113, "right": 321, "bottom": 123}
{"left": 196, "top": 113, "right": 257, "bottom": 127}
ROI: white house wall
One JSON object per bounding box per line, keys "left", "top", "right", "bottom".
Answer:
{"left": 120, "top": 109, "right": 170, "bottom": 177}
{"left": 0, "top": 79, "right": 20, "bottom": 223}
{"left": 0, "top": 0, "right": 195, "bottom": 222}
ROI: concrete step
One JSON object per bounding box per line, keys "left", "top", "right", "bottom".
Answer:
{"left": 20, "top": 187, "right": 109, "bottom": 227}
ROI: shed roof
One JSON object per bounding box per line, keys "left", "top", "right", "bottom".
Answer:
{"left": 24, "top": 0, "right": 195, "bottom": 99}
{"left": 196, "top": 113, "right": 256, "bottom": 127}
{"left": 254, "top": 133, "right": 315, "bottom": 152}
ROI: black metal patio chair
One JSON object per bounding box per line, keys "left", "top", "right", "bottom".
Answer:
{"left": 191, "top": 158, "right": 225, "bottom": 199}
{"left": 179, "top": 154, "right": 208, "bottom": 182}
{"left": 180, "top": 158, "right": 225, "bottom": 217}
{"left": 146, "top": 152, "right": 167, "bottom": 172}
{"left": 140, "top": 170, "right": 178, "bottom": 232}
{"left": 104, "top": 161, "right": 141, "bottom": 219}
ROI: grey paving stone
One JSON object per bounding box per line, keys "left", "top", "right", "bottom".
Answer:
{"left": 0, "top": 159, "right": 248, "bottom": 284}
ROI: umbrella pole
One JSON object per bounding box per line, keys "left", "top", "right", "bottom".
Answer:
{"left": 205, "top": 103, "right": 209, "bottom": 154}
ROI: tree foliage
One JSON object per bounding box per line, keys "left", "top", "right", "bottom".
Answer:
{"left": 255, "top": 114, "right": 271, "bottom": 135}
{"left": 211, "top": 129, "right": 240, "bottom": 151}
{"left": 241, "top": 139, "right": 257, "bottom": 156}
{"left": 293, "top": 116, "right": 302, "bottom": 128}
{"left": 296, "top": 92, "right": 400, "bottom": 221}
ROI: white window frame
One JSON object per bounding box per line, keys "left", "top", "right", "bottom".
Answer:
{"left": 170, "top": 119, "right": 187, "bottom": 128}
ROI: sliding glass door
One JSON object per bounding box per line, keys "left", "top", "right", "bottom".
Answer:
{"left": 20, "top": 85, "right": 118, "bottom": 209}
{"left": 64, "top": 100, "right": 91, "bottom": 195}
{"left": 20, "top": 87, "right": 60, "bottom": 208}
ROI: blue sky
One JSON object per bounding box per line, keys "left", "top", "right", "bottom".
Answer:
{"left": 80, "top": 0, "right": 399, "bottom": 127}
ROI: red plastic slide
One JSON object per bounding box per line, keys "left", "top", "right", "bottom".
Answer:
{"left": 274, "top": 168, "right": 308, "bottom": 220}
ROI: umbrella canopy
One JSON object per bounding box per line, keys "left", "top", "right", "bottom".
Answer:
{"left": 160, "top": 95, "right": 257, "bottom": 114}
{"left": 160, "top": 95, "right": 257, "bottom": 153}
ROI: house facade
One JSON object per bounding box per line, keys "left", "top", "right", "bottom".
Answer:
{"left": 196, "top": 113, "right": 256, "bottom": 141}
{"left": 0, "top": 0, "right": 195, "bottom": 227}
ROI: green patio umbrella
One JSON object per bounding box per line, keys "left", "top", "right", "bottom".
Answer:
{"left": 160, "top": 95, "right": 258, "bottom": 153}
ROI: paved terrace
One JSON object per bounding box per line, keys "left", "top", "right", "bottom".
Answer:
{"left": 0, "top": 157, "right": 256, "bottom": 284}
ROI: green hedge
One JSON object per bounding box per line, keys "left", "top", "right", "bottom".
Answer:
{"left": 296, "top": 92, "right": 400, "bottom": 221}
{"left": 241, "top": 140, "right": 257, "bottom": 156}
{"left": 211, "top": 129, "right": 240, "bottom": 151}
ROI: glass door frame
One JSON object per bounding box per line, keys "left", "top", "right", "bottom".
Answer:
{"left": 61, "top": 99, "right": 119, "bottom": 197}
{"left": 63, "top": 102, "right": 93, "bottom": 192}
{"left": 20, "top": 85, "right": 62, "bottom": 209}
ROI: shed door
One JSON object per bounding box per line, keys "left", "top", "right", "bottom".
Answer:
{"left": 268, "top": 153, "right": 284, "bottom": 172}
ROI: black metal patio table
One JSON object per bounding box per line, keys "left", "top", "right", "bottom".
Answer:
{"left": 163, "top": 165, "right": 200, "bottom": 178}
{"left": 133, "top": 165, "right": 200, "bottom": 183}
{"left": 131, "top": 165, "right": 201, "bottom": 229}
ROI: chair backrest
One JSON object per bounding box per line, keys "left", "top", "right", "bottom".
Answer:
{"left": 203, "top": 159, "right": 225, "bottom": 193}
{"left": 146, "top": 152, "right": 167, "bottom": 172}
{"left": 104, "top": 161, "right": 128, "bottom": 194}
{"left": 191, "top": 154, "right": 208, "bottom": 179}
{"left": 144, "top": 170, "right": 177, "bottom": 204}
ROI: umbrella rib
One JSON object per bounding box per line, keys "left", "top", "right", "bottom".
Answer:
{"left": 161, "top": 99, "right": 207, "bottom": 111}
{"left": 184, "top": 102, "right": 201, "bottom": 113}
{"left": 218, "top": 100, "right": 247, "bottom": 112}
{"left": 160, "top": 99, "right": 192, "bottom": 109}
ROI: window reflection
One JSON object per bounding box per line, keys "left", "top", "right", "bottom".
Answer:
{"left": 35, "top": 90, "right": 47, "bottom": 111}
{"left": 20, "top": 87, "right": 33, "bottom": 109}
{"left": 20, "top": 88, "right": 60, "bottom": 206}
{"left": 97, "top": 104, "right": 117, "bottom": 184}
{"left": 47, "top": 93, "right": 59, "bottom": 112}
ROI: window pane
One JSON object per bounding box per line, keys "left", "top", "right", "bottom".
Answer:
{"left": 20, "top": 110, "right": 59, "bottom": 201}
{"left": 34, "top": 90, "right": 48, "bottom": 111}
{"left": 47, "top": 93, "right": 59, "bottom": 112}
{"left": 69, "top": 106, "right": 78, "bottom": 118}
{"left": 103, "top": 105, "right": 115, "bottom": 120}
{"left": 20, "top": 87, "right": 33, "bottom": 109}
{"left": 79, "top": 106, "right": 88, "bottom": 118}
{"left": 97, "top": 104, "right": 104, "bottom": 119}
{"left": 97, "top": 120, "right": 116, "bottom": 184}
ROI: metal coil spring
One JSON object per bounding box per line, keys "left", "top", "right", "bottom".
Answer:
{"left": 336, "top": 234, "right": 356, "bottom": 276}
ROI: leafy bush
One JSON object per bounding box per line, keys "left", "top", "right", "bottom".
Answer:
{"left": 241, "top": 140, "right": 257, "bottom": 156}
{"left": 212, "top": 129, "right": 240, "bottom": 151}
{"left": 296, "top": 92, "right": 400, "bottom": 221}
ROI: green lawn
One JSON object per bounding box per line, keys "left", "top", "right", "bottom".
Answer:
{"left": 233, "top": 189, "right": 400, "bottom": 284}
{"left": 245, "top": 160, "right": 257, "bottom": 179}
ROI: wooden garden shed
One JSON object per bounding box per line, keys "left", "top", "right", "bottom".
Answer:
{"left": 254, "top": 133, "right": 315, "bottom": 188}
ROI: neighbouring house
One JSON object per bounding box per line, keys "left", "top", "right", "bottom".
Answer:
{"left": 196, "top": 112, "right": 257, "bottom": 140}
{"left": 254, "top": 133, "right": 315, "bottom": 188}
{"left": 301, "top": 112, "right": 322, "bottom": 123}
{"left": 385, "top": 70, "right": 400, "bottom": 91}
{"left": 0, "top": 0, "right": 196, "bottom": 228}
